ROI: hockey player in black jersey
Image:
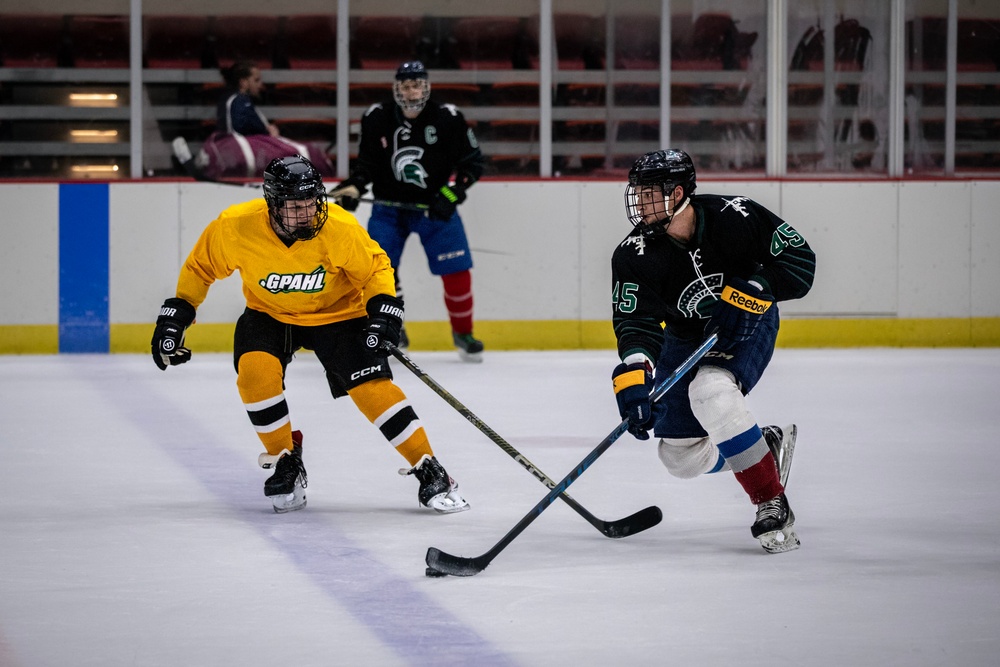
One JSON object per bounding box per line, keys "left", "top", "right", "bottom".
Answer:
{"left": 610, "top": 149, "right": 815, "bottom": 553}
{"left": 331, "top": 61, "right": 487, "bottom": 362}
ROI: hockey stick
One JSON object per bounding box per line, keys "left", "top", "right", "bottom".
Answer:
{"left": 172, "top": 160, "right": 431, "bottom": 213}
{"left": 187, "top": 175, "right": 430, "bottom": 213}
{"left": 385, "top": 343, "right": 662, "bottom": 539}
{"left": 425, "top": 333, "right": 718, "bottom": 577}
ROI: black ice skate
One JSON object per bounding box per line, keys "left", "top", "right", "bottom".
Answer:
{"left": 259, "top": 430, "right": 307, "bottom": 513}
{"left": 761, "top": 424, "right": 797, "bottom": 487}
{"left": 452, "top": 332, "right": 484, "bottom": 363}
{"left": 751, "top": 493, "right": 800, "bottom": 554}
{"left": 399, "top": 454, "right": 470, "bottom": 513}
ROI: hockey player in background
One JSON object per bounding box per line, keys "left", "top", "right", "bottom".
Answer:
{"left": 610, "top": 149, "right": 815, "bottom": 553}
{"left": 151, "top": 155, "right": 470, "bottom": 515}
{"left": 330, "top": 60, "right": 487, "bottom": 362}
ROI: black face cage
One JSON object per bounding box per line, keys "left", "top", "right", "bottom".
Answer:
{"left": 393, "top": 79, "right": 430, "bottom": 114}
{"left": 624, "top": 181, "right": 673, "bottom": 237}
{"left": 265, "top": 186, "right": 329, "bottom": 241}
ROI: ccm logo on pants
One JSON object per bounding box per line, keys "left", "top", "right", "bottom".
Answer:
{"left": 351, "top": 364, "right": 384, "bottom": 381}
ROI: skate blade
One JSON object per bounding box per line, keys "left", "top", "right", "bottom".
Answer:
{"left": 426, "top": 488, "right": 471, "bottom": 514}
{"left": 271, "top": 487, "right": 307, "bottom": 514}
{"left": 778, "top": 424, "right": 797, "bottom": 487}
{"left": 457, "top": 349, "right": 484, "bottom": 364}
{"left": 758, "top": 526, "right": 800, "bottom": 554}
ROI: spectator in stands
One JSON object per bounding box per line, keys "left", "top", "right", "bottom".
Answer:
{"left": 172, "top": 60, "right": 336, "bottom": 180}
{"left": 218, "top": 60, "right": 280, "bottom": 137}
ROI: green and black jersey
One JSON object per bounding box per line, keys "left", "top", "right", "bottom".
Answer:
{"left": 350, "top": 99, "right": 485, "bottom": 205}
{"left": 611, "top": 194, "right": 816, "bottom": 363}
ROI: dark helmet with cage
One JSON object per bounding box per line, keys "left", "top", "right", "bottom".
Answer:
{"left": 624, "top": 149, "right": 697, "bottom": 237}
{"left": 394, "top": 60, "right": 430, "bottom": 115}
{"left": 262, "top": 155, "right": 328, "bottom": 241}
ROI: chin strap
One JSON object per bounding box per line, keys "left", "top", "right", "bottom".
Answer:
{"left": 658, "top": 196, "right": 690, "bottom": 235}
{"left": 670, "top": 196, "right": 690, "bottom": 220}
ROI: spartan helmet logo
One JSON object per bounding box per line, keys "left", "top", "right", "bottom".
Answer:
{"left": 365, "top": 333, "right": 380, "bottom": 349}
{"left": 392, "top": 146, "right": 429, "bottom": 188}
{"left": 678, "top": 274, "right": 724, "bottom": 318}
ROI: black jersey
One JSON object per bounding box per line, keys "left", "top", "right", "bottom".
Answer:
{"left": 611, "top": 194, "right": 816, "bottom": 361}
{"left": 351, "top": 99, "right": 485, "bottom": 205}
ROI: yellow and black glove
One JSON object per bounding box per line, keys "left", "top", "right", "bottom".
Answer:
{"left": 707, "top": 277, "right": 773, "bottom": 351}
{"left": 612, "top": 361, "right": 654, "bottom": 440}
{"left": 152, "top": 297, "right": 195, "bottom": 370}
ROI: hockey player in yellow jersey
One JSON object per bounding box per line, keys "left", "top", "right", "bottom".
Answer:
{"left": 151, "top": 155, "right": 470, "bottom": 514}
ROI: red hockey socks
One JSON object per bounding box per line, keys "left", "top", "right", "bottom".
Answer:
{"left": 442, "top": 270, "right": 473, "bottom": 335}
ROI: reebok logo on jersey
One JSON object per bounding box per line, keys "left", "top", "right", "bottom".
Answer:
{"left": 259, "top": 266, "right": 327, "bottom": 294}
{"left": 721, "top": 285, "right": 772, "bottom": 314}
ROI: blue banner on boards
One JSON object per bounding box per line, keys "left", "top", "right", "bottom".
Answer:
{"left": 59, "top": 183, "right": 109, "bottom": 353}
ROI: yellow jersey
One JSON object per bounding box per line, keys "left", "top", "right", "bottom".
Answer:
{"left": 176, "top": 199, "right": 395, "bottom": 326}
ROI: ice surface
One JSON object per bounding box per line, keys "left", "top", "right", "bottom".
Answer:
{"left": 1, "top": 348, "right": 999, "bottom": 666}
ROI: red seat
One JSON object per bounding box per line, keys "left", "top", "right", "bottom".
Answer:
{"left": 560, "top": 83, "right": 606, "bottom": 107}
{"left": 268, "top": 83, "right": 337, "bottom": 106}
{"left": 144, "top": 15, "right": 210, "bottom": 68}
{"left": 488, "top": 154, "right": 539, "bottom": 174}
{"left": 555, "top": 120, "right": 605, "bottom": 141}
{"left": 430, "top": 83, "right": 481, "bottom": 107}
{"left": 349, "top": 82, "right": 391, "bottom": 107}
{"left": 614, "top": 14, "right": 660, "bottom": 70}
{"left": 527, "top": 14, "right": 604, "bottom": 70}
{"left": 272, "top": 118, "right": 337, "bottom": 143}
{"left": 957, "top": 18, "right": 997, "bottom": 70}
{"left": 69, "top": 15, "right": 130, "bottom": 68}
{"left": 451, "top": 17, "right": 522, "bottom": 70}
{"left": 0, "top": 14, "right": 66, "bottom": 67}
{"left": 351, "top": 16, "right": 422, "bottom": 70}
{"left": 211, "top": 15, "right": 279, "bottom": 69}
{"left": 487, "top": 120, "right": 539, "bottom": 141}
{"left": 614, "top": 83, "right": 659, "bottom": 106}
{"left": 489, "top": 82, "right": 538, "bottom": 106}
{"left": 283, "top": 14, "right": 337, "bottom": 69}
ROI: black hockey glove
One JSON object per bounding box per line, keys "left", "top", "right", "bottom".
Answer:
{"left": 612, "top": 361, "right": 655, "bottom": 440}
{"left": 152, "top": 297, "right": 196, "bottom": 370}
{"left": 364, "top": 294, "right": 405, "bottom": 350}
{"left": 329, "top": 177, "right": 368, "bottom": 212}
{"left": 428, "top": 184, "right": 466, "bottom": 221}
{"left": 707, "top": 277, "right": 774, "bottom": 351}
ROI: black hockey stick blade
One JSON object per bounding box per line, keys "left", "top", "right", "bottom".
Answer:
{"left": 424, "top": 418, "right": 632, "bottom": 577}
{"left": 385, "top": 343, "right": 662, "bottom": 539}
{"left": 598, "top": 505, "right": 663, "bottom": 538}
{"left": 426, "top": 547, "right": 490, "bottom": 577}
{"left": 423, "top": 334, "right": 717, "bottom": 577}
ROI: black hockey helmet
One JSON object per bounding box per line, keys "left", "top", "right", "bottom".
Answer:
{"left": 262, "top": 155, "right": 328, "bottom": 241}
{"left": 394, "top": 60, "right": 430, "bottom": 115}
{"left": 624, "top": 149, "right": 697, "bottom": 236}
{"left": 395, "top": 60, "right": 428, "bottom": 81}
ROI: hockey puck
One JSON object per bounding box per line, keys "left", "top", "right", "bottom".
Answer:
{"left": 425, "top": 567, "right": 448, "bottom": 578}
